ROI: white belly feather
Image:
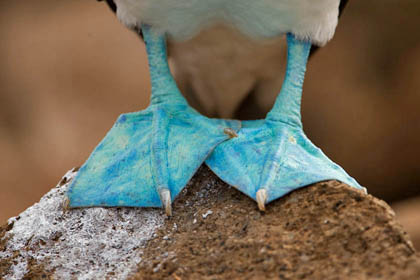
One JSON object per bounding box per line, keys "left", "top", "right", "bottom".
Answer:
{"left": 114, "top": 0, "right": 340, "bottom": 46}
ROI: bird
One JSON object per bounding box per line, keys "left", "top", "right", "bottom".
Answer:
{"left": 100, "top": 0, "right": 348, "bottom": 119}
{"left": 67, "top": 0, "right": 365, "bottom": 216}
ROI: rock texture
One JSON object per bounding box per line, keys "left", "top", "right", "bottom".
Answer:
{"left": 0, "top": 169, "right": 164, "bottom": 279}
{"left": 1, "top": 166, "right": 420, "bottom": 279}
{"left": 393, "top": 197, "right": 420, "bottom": 251}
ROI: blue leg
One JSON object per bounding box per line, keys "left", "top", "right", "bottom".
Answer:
{"left": 67, "top": 26, "right": 240, "bottom": 215}
{"left": 206, "top": 34, "right": 366, "bottom": 211}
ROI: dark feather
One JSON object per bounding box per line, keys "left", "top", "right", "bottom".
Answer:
{"left": 98, "top": 0, "right": 143, "bottom": 37}
{"left": 98, "top": 0, "right": 116, "bottom": 13}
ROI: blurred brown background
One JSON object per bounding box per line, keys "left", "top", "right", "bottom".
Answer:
{"left": 1, "top": 1, "right": 419, "bottom": 244}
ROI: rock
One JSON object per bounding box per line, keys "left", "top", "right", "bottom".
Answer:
{"left": 0, "top": 169, "right": 165, "bottom": 279}
{"left": 393, "top": 197, "right": 420, "bottom": 251}
{"left": 1, "top": 166, "right": 420, "bottom": 279}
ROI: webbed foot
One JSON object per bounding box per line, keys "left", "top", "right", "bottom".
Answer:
{"left": 206, "top": 34, "right": 365, "bottom": 210}
{"left": 67, "top": 26, "right": 240, "bottom": 214}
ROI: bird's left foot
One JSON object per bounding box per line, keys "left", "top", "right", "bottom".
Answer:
{"left": 206, "top": 34, "right": 365, "bottom": 211}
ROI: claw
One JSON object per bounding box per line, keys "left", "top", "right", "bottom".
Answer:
{"left": 256, "top": 189, "right": 267, "bottom": 211}
{"left": 224, "top": 128, "right": 238, "bottom": 138}
{"left": 159, "top": 188, "right": 172, "bottom": 216}
{"left": 62, "top": 197, "right": 70, "bottom": 212}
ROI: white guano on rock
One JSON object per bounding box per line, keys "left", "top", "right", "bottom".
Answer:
{"left": 0, "top": 168, "right": 165, "bottom": 279}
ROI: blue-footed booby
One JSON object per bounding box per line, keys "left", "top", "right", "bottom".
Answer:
{"left": 67, "top": 0, "right": 364, "bottom": 216}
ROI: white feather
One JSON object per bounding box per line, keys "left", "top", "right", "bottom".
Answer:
{"left": 114, "top": 0, "right": 340, "bottom": 46}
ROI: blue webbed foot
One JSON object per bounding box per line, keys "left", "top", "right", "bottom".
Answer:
{"left": 67, "top": 26, "right": 240, "bottom": 215}
{"left": 206, "top": 34, "right": 365, "bottom": 211}
{"left": 206, "top": 119, "right": 364, "bottom": 211}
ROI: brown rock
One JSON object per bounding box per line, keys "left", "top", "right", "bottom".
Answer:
{"left": 1, "top": 166, "right": 419, "bottom": 279}
{"left": 134, "top": 166, "right": 420, "bottom": 280}
{"left": 393, "top": 197, "right": 420, "bottom": 251}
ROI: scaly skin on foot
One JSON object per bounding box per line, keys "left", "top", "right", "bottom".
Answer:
{"left": 206, "top": 34, "right": 365, "bottom": 211}
{"left": 67, "top": 26, "right": 240, "bottom": 214}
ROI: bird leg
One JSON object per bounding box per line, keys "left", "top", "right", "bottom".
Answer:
{"left": 67, "top": 25, "right": 240, "bottom": 215}
{"left": 206, "top": 34, "right": 366, "bottom": 211}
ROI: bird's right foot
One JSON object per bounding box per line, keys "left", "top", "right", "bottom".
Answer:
{"left": 67, "top": 26, "right": 240, "bottom": 214}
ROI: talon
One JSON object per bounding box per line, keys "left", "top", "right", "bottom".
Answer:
{"left": 159, "top": 188, "right": 172, "bottom": 216}
{"left": 224, "top": 128, "right": 238, "bottom": 138}
{"left": 62, "top": 197, "right": 70, "bottom": 212}
{"left": 256, "top": 189, "right": 267, "bottom": 211}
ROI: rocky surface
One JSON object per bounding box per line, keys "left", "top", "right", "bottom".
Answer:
{"left": 0, "top": 169, "right": 164, "bottom": 279}
{"left": 393, "top": 197, "right": 420, "bottom": 251}
{"left": 1, "top": 166, "right": 420, "bottom": 279}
